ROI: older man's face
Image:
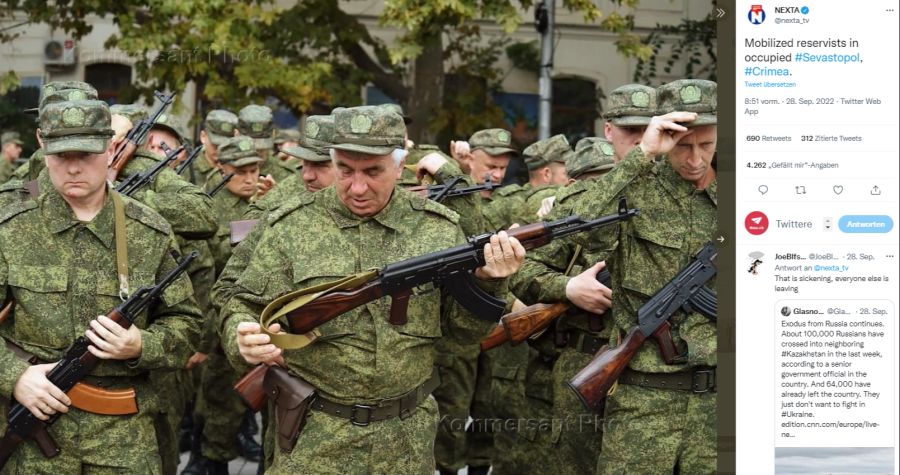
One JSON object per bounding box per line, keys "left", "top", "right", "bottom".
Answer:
{"left": 333, "top": 150, "right": 402, "bottom": 217}
{"left": 668, "top": 125, "right": 717, "bottom": 187}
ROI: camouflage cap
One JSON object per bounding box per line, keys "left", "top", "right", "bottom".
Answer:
{"left": 377, "top": 103, "right": 412, "bottom": 125}
{"left": 573, "top": 137, "right": 602, "bottom": 153}
{"left": 237, "top": 104, "right": 274, "bottom": 150}
{"left": 204, "top": 109, "right": 239, "bottom": 146}
{"left": 1, "top": 131, "right": 24, "bottom": 146}
{"left": 656, "top": 79, "right": 717, "bottom": 127}
{"left": 329, "top": 106, "right": 406, "bottom": 156}
{"left": 603, "top": 84, "right": 658, "bottom": 126}
{"left": 25, "top": 81, "right": 99, "bottom": 115}
{"left": 284, "top": 115, "right": 334, "bottom": 162}
{"left": 567, "top": 138, "right": 616, "bottom": 179}
{"left": 109, "top": 103, "right": 148, "bottom": 124}
{"left": 469, "top": 128, "right": 517, "bottom": 156}
{"left": 522, "top": 134, "right": 570, "bottom": 170}
{"left": 274, "top": 128, "right": 302, "bottom": 145}
{"left": 150, "top": 112, "right": 185, "bottom": 143}
{"left": 217, "top": 136, "right": 263, "bottom": 168}
{"left": 39, "top": 99, "right": 114, "bottom": 155}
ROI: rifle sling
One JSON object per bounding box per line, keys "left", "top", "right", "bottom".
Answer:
{"left": 111, "top": 190, "right": 130, "bottom": 300}
{"left": 260, "top": 271, "right": 378, "bottom": 350}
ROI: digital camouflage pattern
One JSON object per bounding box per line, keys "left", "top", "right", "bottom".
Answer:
{"left": 109, "top": 103, "right": 148, "bottom": 125}
{"left": 522, "top": 134, "right": 570, "bottom": 170}
{"left": 204, "top": 109, "right": 239, "bottom": 146}
{"left": 217, "top": 136, "right": 263, "bottom": 168}
{"left": 567, "top": 138, "right": 616, "bottom": 179}
{"left": 468, "top": 128, "right": 517, "bottom": 157}
{"left": 513, "top": 184, "right": 561, "bottom": 225}
{"left": 657, "top": 79, "right": 718, "bottom": 126}
{"left": 283, "top": 115, "right": 334, "bottom": 162}
{"left": 377, "top": 103, "right": 411, "bottom": 124}
{"left": 512, "top": 145, "right": 718, "bottom": 473}
{"left": 220, "top": 186, "right": 504, "bottom": 474}
{"left": 603, "top": 84, "right": 658, "bottom": 126}
{"left": 0, "top": 190, "right": 202, "bottom": 474}
{"left": 39, "top": 99, "right": 114, "bottom": 155}
{"left": 273, "top": 128, "right": 302, "bottom": 145}
{"left": 329, "top": 106, "right": 406, "bottom": 155}
{"left": 1, "top": 131, "right": 23, "bottom": 146}
{"left": 151, "top": 112, "right": 186, "bottom": 144}
{"left": 237, "top": 105, "right": 275, "bottom": 150}
{"left": 24, "top": 80, "right": 99, "bottom": 115}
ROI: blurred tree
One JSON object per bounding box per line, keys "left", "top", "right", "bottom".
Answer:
{"left": 1, "top": 0, "right": 654, "bottom": 142}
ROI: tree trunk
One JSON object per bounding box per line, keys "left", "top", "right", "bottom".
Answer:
{"left": 406, "top": 30, "right": 444, "bottom": 144}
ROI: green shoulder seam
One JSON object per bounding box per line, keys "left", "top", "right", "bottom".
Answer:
{"left": 0, "top": 200, "right": 38, "bottom": 225}
{"left": 495, "top": 183, "right": 523, "bottom": 197}
{"left": 406, "top": 189, "right": 460, "bottom": 224}
{"left": 268, "top": 192, "right": 315, "bottom": 226}
{"left": 555, "top": 180, "right": 590, "bottom": 204}
{"left": 122, "top": 195, "right": 173, "bottom": 235}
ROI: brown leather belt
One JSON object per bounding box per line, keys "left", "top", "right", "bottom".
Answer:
{"left": 619, "top": 367, "right": 716, "bottom": 393}
{"left": 310, "top": 372, "right": 440, "bottom": 427}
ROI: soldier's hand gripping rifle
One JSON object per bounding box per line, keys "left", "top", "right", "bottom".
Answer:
{"left": 567, "top": 242, "right": 717, "bottom": 412}
{"left": 0, "top": 252, "right": 198, "bottom": 470}
{"left": 107, "top": 91, "right": 175, "bottom": 182}
{"left": 479, "top": 268, "right": 612, "bottom": 351}
{"left": 235, "top": 199, "right": 639, "bottom": 411}
{"left": 115, "top": 142, "right": 184, "bottom": 196}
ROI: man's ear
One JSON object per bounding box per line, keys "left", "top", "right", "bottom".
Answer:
{"left": 35, "top": 128, "right": 44, "bottom": 148}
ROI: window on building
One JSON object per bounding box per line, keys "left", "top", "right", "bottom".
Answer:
{"left": 552, "top": 76, "right": 599, "bottom": 143}
{"left": 84, "top": 63, "right": 132, "bottom": 104}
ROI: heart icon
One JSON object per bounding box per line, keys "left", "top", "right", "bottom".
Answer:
{"left": 833, "top": 185, "right": 843, "bottom": 195}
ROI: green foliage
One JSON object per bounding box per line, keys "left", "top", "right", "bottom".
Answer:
{"left": 632, "top": 6, "right": 718, "bottom": 84}
{"left": 0, "top": 70, "right": 18, "bottom": 95}
{"left": 506, "top": 40, "right": 540, "bottom": 73}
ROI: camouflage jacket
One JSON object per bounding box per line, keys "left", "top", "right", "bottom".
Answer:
{"left": 121, "top": 149, "right": 218, "bottom": 239}
{"left": 0, "top": 189, "right": 202, "bottom": 397}
{"left": 482, "top": 183, "right": 526, "bottom": 230}
{"left": 220, "top": 186, "right": 504, "bottom": 404}
{"left": 513, "top": 184, "right": 560, "bottom": 225}
{"left": 509, "top": 147, "right": 717, "bottom": 372}
{"left": 0, "top": 159, "right": 13, "bottom": 185}
{"left": 207, "top": 188, "right": 251, "bottom": 278}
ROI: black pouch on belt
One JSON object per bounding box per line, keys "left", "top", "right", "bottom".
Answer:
{"left": 263, "top": 366, "right": 317, "bottom": 453}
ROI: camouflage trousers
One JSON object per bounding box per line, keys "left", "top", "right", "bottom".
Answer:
{"left": 0, "top": 404, "right": 161, "bottom": 475}
{"left": 432, "top": 339, "right": 479, "bottom": 471}
{"left": 195, "top": 350, "right": 246, "bottom": 461}
{"left": 268, "top": 395, "right": 439, "bottom": 474}
{"left": 490, "top": 343, "right": 603, "bottom": 475}
{"left": 484, "top": 342, "right": 531, "bottom": 472}
{"left": 596, "top": 380, "right": 716, "bottom": 474}
{"left": 150, "top": 369, "right": 195, "bottom": 475}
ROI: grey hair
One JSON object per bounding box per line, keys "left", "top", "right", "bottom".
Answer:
{"left": 330, "top": 148, "right": 408, "bottom": 167}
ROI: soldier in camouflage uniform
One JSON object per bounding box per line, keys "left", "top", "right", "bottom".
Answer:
{"left": 603, "top": 84, "right": 658, "bottom": 162}
{"left": 532, "top": 138, "right": 618, "bottom": 221}
{"left": 220, "top": 105, "right": 525, "bottom": 475}
{"left": 0, "top": 98, "right": 202, "bottom": 474}
{"left": 109, "top": 104, "right": 148, "bottom": 126}
{"left": 184, "top": 136, "right": 268, "bottom": 475}
{"left": 146, "top": 112, "right": 189, "bottom": 165}
{"left": 195, "top": 110, "right": 239, "bottom": 187}
{"left": 1, "top": 132, "right": 24, "bottom": 184}
{"left": 238, "top": 105, "right": 288, "bottom": 184}
{"left": 511, "top": 134, "right": 572, "bottom": 225}
{"left": 510, "top": 79, "right": 718, "bottom": 474}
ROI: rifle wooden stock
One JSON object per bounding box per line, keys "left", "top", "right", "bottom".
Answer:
{"left": 107, "top": 141, "right": 138, "bottom": 181}
{"left": 235, "top": 365, "right": 269, "bottom": 413}
{"left": 480, "top": 302, "right": 568, "bottom": 351}
{"left": 567, "top": 322, "right": 671, "bottom": 412}
{"left": 286, "top": 281, "right": 384, "bottom": 335}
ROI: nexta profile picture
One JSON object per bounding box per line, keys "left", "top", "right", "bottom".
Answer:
{"left": 748, "top": 4, "right": 766, "bottom": 24}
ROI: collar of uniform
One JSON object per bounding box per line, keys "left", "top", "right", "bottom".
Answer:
{"left": 43, "top": 187, "right": 115, "bottom": 248}
{"left": 654, "top": 158, "right": 715, "bottom": 203}
{"left": 216, "top": 186, "right": 247, "bottom": 209}
{"left": 324, "top": 185, "right": 405, "bottom": 231}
